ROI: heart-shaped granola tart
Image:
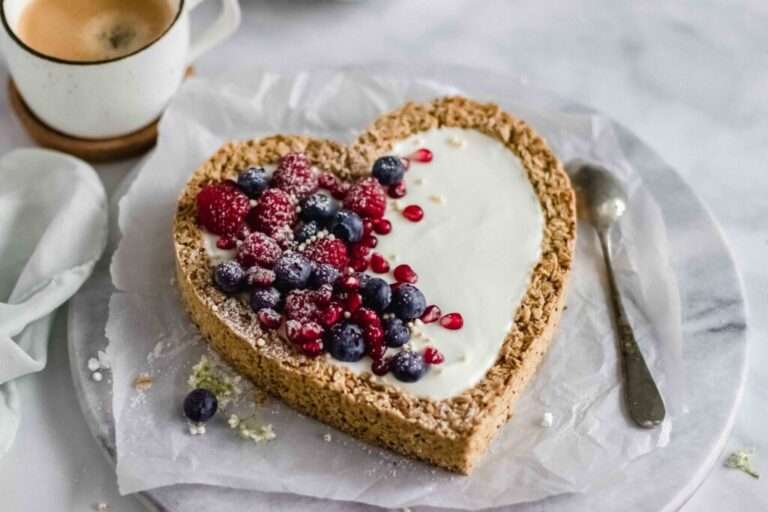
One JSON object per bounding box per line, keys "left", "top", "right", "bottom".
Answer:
{"left": 173, "top": 96, "right": 576, "bottom": 474}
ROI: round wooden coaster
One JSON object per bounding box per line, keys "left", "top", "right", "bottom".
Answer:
{"left": 7, "top": 67, "right": 194, "bottom": 163}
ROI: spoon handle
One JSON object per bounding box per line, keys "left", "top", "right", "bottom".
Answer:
{"left": 598, "top": 230, "right": 666, "bottom": 428}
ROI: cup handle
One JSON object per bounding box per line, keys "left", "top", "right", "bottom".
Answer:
{"left": 186, "top": 0, "right": 241, "bottom": 65}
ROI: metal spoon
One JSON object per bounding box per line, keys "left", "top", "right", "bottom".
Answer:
{"left": 567, "top": 161, "right": 666, "bottom": 428}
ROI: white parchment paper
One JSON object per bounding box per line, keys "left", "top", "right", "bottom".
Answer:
{"left": 106, "top": 67, "right": 684, "bottom": 510}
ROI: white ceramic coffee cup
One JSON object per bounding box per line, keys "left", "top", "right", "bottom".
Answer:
{"left": 0, "top": 0, "right": 241, "bottom": 139}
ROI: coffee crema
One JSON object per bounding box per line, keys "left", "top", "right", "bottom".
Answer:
{"left": 16, "top": 0, "right": 176, "bottom": 62}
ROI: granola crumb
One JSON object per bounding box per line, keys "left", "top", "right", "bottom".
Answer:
{"left": 256, "top": 338, "right": 266, "bottom": 347}
{"left": 133, "top": 373, "right": 153, "bottom": 392}
{"left": 91, "top": 371, "right": 103, "bottom": 382}
{"left": 87, "top": 357, "right": 101, "bottom": 372}
{"left": 94, "top": 503, "right": 111, "bottom": 511}
{"left": 323, "top": 433, "right": 333, "bottom": 442}
{"left": 188, "top": 422, "right": 206, "bottom": 436}
{"left": 429, "top": 194, "right": 447, "bottom": 205}
{"left": 541, "top": 412, "right": 554, "bottom": 428}
{"left": 447, "top": 135, "right": 466, "bottom": 148}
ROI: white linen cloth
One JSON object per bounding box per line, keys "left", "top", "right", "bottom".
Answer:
{"left": 0, "top": 148, "right": 107, "bottom": 457}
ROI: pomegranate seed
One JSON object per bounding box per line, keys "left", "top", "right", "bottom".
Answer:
{"left": 371, "top": 358, "right": 390, "bottom": 376}
{"left": 370, "top": 253, "right": 390, "bottom": 273}
{"left": 367, "top": 339, "right": 386, "bottom": 359}
{"left": 216, "top": 237, "right": 237, "bottom": 250}
{"left": 402, "top": 205, "right": 424, "bottom": 222}
{"left": 318, "top": 172, "right": 338, "bottom": 189}
{"left": 388, "top": 182, "right": 407, "bottom": 199}
{"left": 350, "top": 243, "right": 371, "bottom": 260}
{"left": 299, "top": 322, "right": 324, "bottom": 342}
{"left": 420, "top": 305, "right": 442, "bottom": 323}
{"left": 353, "top": 308, "right": 381, "bottom": 327}
{"left": 372, "top": 218, "right": 392, "bottom": 235}
{"left": 313, "top": 284, "right": 334, "bottom": 306}
{"left": 344, "top": 292, "right": 363, "bottom": 312}
{"left": 339, "top": 274, "right": 360, "bottom": 291}
{"left": 439, "top": 312, "right": 464, "bottom": 330}
{"left": 393, "top": 264, "right": 418, "bottom": 284}
{"left": 257, "top": 309, "right": 283, "bottom": 330}
{"left": 407, "top": 148, "right": 433, "bottom": 163}
{"left": 363, "top": 219, "right": 374, "bottom": 236}
{"left": 350, "top": 258, "right": 369, "bottom": 272}
{"left": 286, "top": 319, "right": 303, "bottom": 343}
{"left": 318, "top": 303, "right": 344, "bottom": 328}
{"left": 362, "top": 235, "right": 378, "bottom": 248}
{"left": 300, "top": 340, "right": 324, "bottom": 358}
{"left": 424, "top": 346, "right": 445, "bottom": 365}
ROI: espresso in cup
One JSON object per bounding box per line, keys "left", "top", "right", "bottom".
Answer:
{"left": 17, "top": 0, "right": 176, "bottom": 62}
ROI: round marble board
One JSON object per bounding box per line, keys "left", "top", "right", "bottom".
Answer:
{"left": 68, "top": 94, "right": 747, "bottom": 512}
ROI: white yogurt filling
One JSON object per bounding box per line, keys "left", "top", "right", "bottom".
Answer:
{"left": 201, "top": 127, "right": 543, "bottom": 400}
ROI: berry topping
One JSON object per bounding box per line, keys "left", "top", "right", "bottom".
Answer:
{"left": 318, "top": 172, "right": 351, "bottom": 199}
{"left": 372, "top": 218, "right": 392, "bottom": 235}
{"left": 352, "top": 307, "right": 381, "bottom": 327}
{"left": 213, "top": 261, "right": 245, "bottom": 294}
{"left": 250, "top": 287, "right": 282, "bottom": 312}
{"left": 350, "top": 258, "right": 368, "bottom": 272}
{"left": 383, "top": 317, "right": 410, "bottom": 348}
{"left": 247, "top": 267, "right": 276, "bottom": 287}
{"left": 367, "top": 341, "right": 387, "bottom": 361}
{"left": 294, "top": 221, "right": 320, "bottom": 243}
{"left": 362, "top": 235, "right": 378, "bottom": 248}
{"left": 272, "top": 152, "right": 318, "bottom": 199}
{"left": 344, "top": 177, "right": 386, "bottom": 219}
{"left": 197, "top": 183, "right": 251, "bottom": 236}
{"left": 236, "top": 231, "right": 282, "bottom": 269}
{"left": 302, "top": 237, "right": 349, "bottom": 270}
{"left": 440, "top": 312, "right": 464, "bottom": 330}
{"left": 300, "top": 340, "right": 325, "bottom": 358}
{"left": 402, "top": 204, "right": 424, "bottom": 222}
{"left": 420, "top": 304, "right": 442, "bottom": 323}
{"left": 363, "top": 324, "right": 384, "bottom": 347}
{"left": 407, "top": 148, "right": 433, "bottom": 163}
{"left": 326, "top": 322, "right": 366, "bottom": 362}
{"left": 284, "top": 289, "right": 320, "bottom": 322}
{"left": 237, "top": 166, "right": 269, "bottom": 198}
{"left": 388, "top": 182, "right": 407, "bottom": 199}
{"left": 300, "top": 193, "right": 339, "bottom": 223}
{"left": 318, "top": 302, "right": 344, "bottom": 328}
{"left": 299, "top": 321, "right": 325, "bottom": 342}
{"left": 361, "top": 277, "right": 392, "bottom": 312}
{"left": 370, "top": 252, "right": 390, "bottom": 273}
{"left": 216, "top": 236, "right": 237, "bottom": 250}
{"left": 423, "top": 346, "right": 445, "bottom": 365}
{"left": 285, "top": 319, "right": 303, "bottom": 343}
{"left": 390, "top": 351, "right": 427, "bottom": 383}
{"left": 393, "top": 264, "right": 418, "bottom": 284}
{"left": 273, "top": 252, "right": 313, "bottom": 290}
{"left": 330, "top": 209, "right": 364, "bottom": 243}
{"left": 309, "top": 262, "right": 341, "bottom": 288}
{"left": 313, "top": 283, "right": 334, "bottom": 306}
{"left": 390, "top": 283, "right": 427, "bottom": 320}
{"left": 342, "top": 292, "right": 363, "bottom": 312}
{"left": 257, "top": 308, "right": 283, "bottom": 329}
{"left": 247, "top": 188, "right": 297, "bottom": 236}
{"left": 349, "top": 242, "right": 371, "bottom": 261}
{"left": 183, "top": 388, "right": 218, "bottom": 423}
{"left": 339, "top": 274, "right": 361, "bottom": 291}
{"left": 371, "top": 358, "right": 390, "bottom": 376}
{"left": 372, "top": 155, "right": 406, "bottom": 185}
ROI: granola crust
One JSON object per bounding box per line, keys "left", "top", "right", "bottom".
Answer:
{"left": 173, "top": 97, "right": 576, "bottom": 474}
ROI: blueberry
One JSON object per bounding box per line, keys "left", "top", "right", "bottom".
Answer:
{"left": 213, "top": 261, "right": 245, "bottom": 294}
{"left": 309, "top": 263, "right": 341, "bottom": 288}
{"left": 357, "top": 272, "right": 372, "bottom": 290}
{"left": 390, "top": 351, "right": 426, "bottom": 383}
{"left": 300, "top": 193, "right": 338, "bottom": 223}
{"left": 237, "top": 167, "right": 269, "bottom": 198}
{"left": 294, "top": 221, "right": 320, "bottom": 243}
{"left": 372, "top": 156, "right": 405, "bottom": 186}
{"left": 250, "top": 286, "right": 282, "bottom": 312}
{"left": 326, "top": 322, "right": 366, "bottom": 362}
{"left": 389, "top": 283, "right": 426, "bottom": 320}
{"left": 183, "top": 388, "right": 218, "bottom": 422}
{"left": 273, "top": 252, "right": 312, "bottom": 290}
{"left": 383, "top": 317, "right": 411, "bottom": 348}
{"left": 330, "top": 209, "right": 363, "bottom": 243}
{"left": 361, "top": 277, "right": 392, "bottom": 312}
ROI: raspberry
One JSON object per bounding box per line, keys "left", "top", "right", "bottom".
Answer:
{"left": 343, "top": 177, "right": 386, "bottom": 219}
{"left": 247, "top": 267, "right": 276, "bottom": 287}
{"left": 196, "top": 183, "right": 251, "bottom": 236}
{"left": 236, "top": 232, "right": 282, "bottom": 269}
{"left": 284, "top": 289, "right": 320, "bottom": 322}
{"left": 257, "top": 309, "right": 282, "bottom": 330}
{"left": 272, "top": 152, "right": 318, "bottom": 199}
{"left": 247, "top": 188, "right": 297, "bottom": 237}
{"left": 300, "top": 340, "right": 325, "bottom": 358}
{"left": 317, "top": 302, "right": 344, "bottom": 328}
{"left": 302, "top": 238, "right": 349, "bottom": 270}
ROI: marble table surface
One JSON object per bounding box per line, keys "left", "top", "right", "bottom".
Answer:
{"left": 0, "top": 1, "right": 765, "bottom": 511}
